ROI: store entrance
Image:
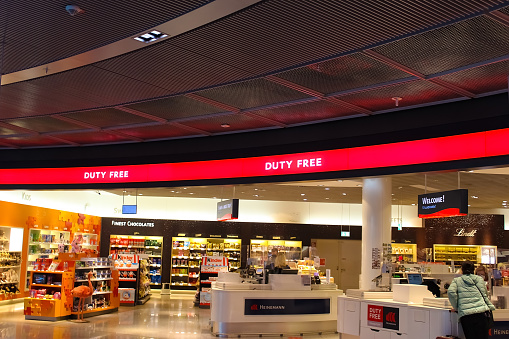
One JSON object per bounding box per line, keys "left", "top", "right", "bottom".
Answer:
{"left": 313, "top": 239, "right": 361, "bottom": 291}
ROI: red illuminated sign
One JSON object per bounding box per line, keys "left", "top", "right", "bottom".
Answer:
{"left": 1, "top": 128, "right": 509, "bottom": 186}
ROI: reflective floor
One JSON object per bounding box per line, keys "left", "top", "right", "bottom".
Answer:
{"left": 0, "top": 292, "right": 340, "bottom": 339}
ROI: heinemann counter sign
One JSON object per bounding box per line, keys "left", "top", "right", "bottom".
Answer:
{"left": 418, "top": 189, "right": 468, "bottom": 218}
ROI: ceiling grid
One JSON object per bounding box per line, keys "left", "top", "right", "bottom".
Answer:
{"left": 0, "top": 1, "right": 507, "bottom": 148}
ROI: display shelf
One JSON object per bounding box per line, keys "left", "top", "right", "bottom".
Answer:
{"left": 75, "top": 278, "right": 113, "bottom": 282}
{"left": 71, "top": 257, "right": 119, "bottom": 318}
{"left": 110, "top": 235, "right": 162, "bottom": 289}
{"left": 433, "top": 244, "right": 497, "bottom": 264}
{"left": 170, "top": 237, "right": 241, "bottom": 290}
{"left": 199, "top": 256, "right": 229, "bottom": 308}
{"left": 0, "top": 227, "right": 24, "bottom": 299}
{"left": 391, "top": 243, "right": 417, "bottom": 262}
{"left": 24, "top": 268, "right": 74, "bottom": 321}
{"left": 249, "top": 239, "right": 302, "bottom": 268}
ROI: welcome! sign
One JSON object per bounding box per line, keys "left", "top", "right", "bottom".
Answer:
{"left": 418, "top": 189, "right": 468, "bottom": 218}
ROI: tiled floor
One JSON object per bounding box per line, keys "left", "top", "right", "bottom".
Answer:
{"left": 0, "top": 292, "right": 340, "bottom": 338}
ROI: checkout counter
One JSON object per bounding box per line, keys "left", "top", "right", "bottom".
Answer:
{"left": 338, "top": 279, "right": 509, "bottom": 339}
{"left": 210, "top": 272, "right": 343, "bottom": 337}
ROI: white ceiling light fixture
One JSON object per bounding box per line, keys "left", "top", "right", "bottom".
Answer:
{"left": 134, "top": 30, "right": 168, "bottom": 43}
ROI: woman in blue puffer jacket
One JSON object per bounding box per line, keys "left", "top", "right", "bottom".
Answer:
{"left": 448, "top": 261, "right": 495, "bottom": 339}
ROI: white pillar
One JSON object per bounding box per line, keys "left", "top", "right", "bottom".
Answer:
{"left": 360, "top": 177, "right": 392, "bottom": 290}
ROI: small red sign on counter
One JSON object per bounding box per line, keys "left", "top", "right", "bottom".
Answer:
{"left": 367, "top": 304, "right": 383, "bottom": 328}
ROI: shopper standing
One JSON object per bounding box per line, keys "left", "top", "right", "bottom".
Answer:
{"left": 448, "top": 261, "right": 495, "bottom": 339}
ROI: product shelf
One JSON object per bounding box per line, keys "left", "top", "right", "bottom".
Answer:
{"left": 0, "top": 265, "right": 21, "bottom": 269}
{"left": 0, "top": 281, "right": 19, "bottom": 285}
{"left": 29, "top": 283, "right": 62, "bottom": 288}
{"left": 75, "top": 278, "right": 113, "bottom": 282}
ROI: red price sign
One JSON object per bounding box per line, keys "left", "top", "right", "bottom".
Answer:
{"left": 367, "top": 305, "right": 383, "bottom": 327}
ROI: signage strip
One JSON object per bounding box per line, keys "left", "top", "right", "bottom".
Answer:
{"left": 1, "top": 128, "right": 509, "bottom": 185}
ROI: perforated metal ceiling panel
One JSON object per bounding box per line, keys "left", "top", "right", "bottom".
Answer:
{"left": 250, "top": 100, "right": 360, "bottom": 126}
{"left": 48, "top": 131, "right": 131, "bottom": 145}
{"left": 437, "top": 60, "right": 509, "bottom": 95}
{"left": 337, "top": 80, "right": 463, "bottom": 112}
{"left": 125, "top": 96, "right": 226, "bottom": 121}
{"left": 0, "top": 0, "right": 213, "bottom": 73}
{"left": 114, "top": 124, "right": 198, "bottom": 140}
{"left": 194, "top": 78, "right": 312, "bottom": 110}
{"left": 177, "top": 112, "right": 279, "bottom": 134}
{"left": 94, "top": 41, "right": 253, "bottom": 95}
{"left": 2, "top": 136, "right": 67, "bottom": 148}
{"left": 62, "top": 108, "right": 155, "bottom": 129}
{"left": 170, "top": 0, "right": 509, "bottom": 75}
{"left": 4, "top": 116, "right": 85, "bottom": 133}
{"left": 0, "top": 1, "right": 508, "bottom": 149}
{"left": 274, "top": 54, "right": 414, "bottom": 95}
{"left": 372, "top": 16, "right": 509, "bottom": 76}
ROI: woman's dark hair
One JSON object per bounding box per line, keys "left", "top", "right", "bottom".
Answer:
{"left": 461, "top": 261, "right": 475, "bottom": 275}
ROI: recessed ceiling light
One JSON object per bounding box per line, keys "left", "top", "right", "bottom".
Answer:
{"left": 303, "top": 198, "right": 307, "bottom": 201}
{"left": 342, "top": 193, "right": 347, "bottom": 196}
{"left": 318, "top": 185, "right": 324, "bottom": 187}
{"left": 301, "top": 193, "right": 305, "bottom": 196}
{"left": 468, "top": 170, "right": 474, "bottom": 173}
{"left": 221, "top": 123, "right": 231, "bottom": 128}
{"left": 325, "top": 188, "right": 330, "bottom": 191}
{"left": 254, "top": 194, "right": 259, "bottom": 197}
{"left": 411, "top": 203, "right": 416, "bottom": 206}
{"left": 325, "top": 198, "right": 330, "bottom": 200}
{"left": 471, "top": 195, "right": 478, "bottom": 199}
{"left": 134, "top": 30, "right": 168, "bottom": 43}
{"left": 357, "top": 184, "right": 362, "bottom": 187}
{"left": 503, "top": 201, "right": 507, "bottom": 203}
{"left": 468, "top": 204, "right": 471, "bottom": 207}
{"left": 189, "top": 193, "right": 194, "bottom": 195}
{"left": 337, "top": 180, "right": 343, "bottom": 182}
{"left": 139, "top": 194, "right": 143, "bottom": 196}
{"left": 183, "top": 187, "right": 187, "bottom": 190}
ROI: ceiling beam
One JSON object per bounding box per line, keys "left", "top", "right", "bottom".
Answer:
{"left": 428, "top": 78, "right": 477, "bottom": 98}
{"left": 169, "top": 122, "right": 212, "bottom": 136}
{"left": 362, "top": 50, "right": 476, "bottom": 98}
{"left": 185, "top": 93, "right": 240, "bottom": 113}
{"left": 427, "top": 54, "right": 509, "bottom": 79}
{"left": 114, "top": 106, "right": 168, "bottom": 123}
{"left": 265, "top": 75, "right": 324, "bottom": 98}
{"left": 0, "top": 122, "right": 39, "bottom": 135}
{"left": 325, "top": 97, "right": 372, "bottom": 115}
{"left": 44, "top": 135, "right": 81, "bottom": 146}
{"left": 363, "top": 50, "right": 426, "bottom": 79}
{"left": 105, "top": 130, "right": 145, "bottom": 142}
{"left": 52, "top": 115, "right": 101, "bottom": 130}
{"left": 242, "top": 111, "right": 287, "bottom": 127}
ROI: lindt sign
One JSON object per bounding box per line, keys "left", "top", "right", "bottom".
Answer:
{"left": 454, "top": 228, "right": 478, "bottom": 237}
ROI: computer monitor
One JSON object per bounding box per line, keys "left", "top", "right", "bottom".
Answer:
{"left": 407, "top": 273, "right": 423, "bottom": 285}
